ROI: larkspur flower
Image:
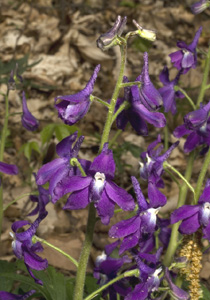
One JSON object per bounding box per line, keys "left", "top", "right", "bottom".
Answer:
{"left": 55, "top": 65, "right": 100, "bottom": 125}
{"left": 54, "top": 143, "right": 135, "bottom": 225}
{"left": 97, "top": 15, "right": 127, "bottom": 51}
{"left": 116, "top": 76, "right": 166, "bottom": 136}
{"left": 159, "top": 67, "right": 184, "bottom": 115}
{"left": 0, "top": 161, "right": 18, "bottom": 187}
{"left": 173, "top": 102, "right": 210, "bottom": 153}
{"left": 171, "top": 179, "right": 210, "bottom": 241}
{"left": 169, "top": 27, "right": 202, "bottom": 73}
{"left": 165, "top": 268, "right": 189, "bottom": 300}
{"left": 109, "top": 177, "right": 164, "bottom": 255}
{"left": 191, "top": 0, "right": 210, "bottom": 14}
{"left": 36, "top": 132, "right": 89, "bottom": 203}
{"left": 139, "top": 134, "right": 179, "bottom": 203}
{"left": 94, "top": 240, "right": 132, "bottom": 300}
{"left": 0, "top": 290, "right": 36, "bottom": 300}
{"left": 21, "top": 91, "right": 39, "bottom": 131}
{"left": 139, "top": 52, "right": 163, "bottom": 111}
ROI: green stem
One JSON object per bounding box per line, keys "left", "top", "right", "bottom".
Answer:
{"left": 163, "top": 151, "right": 195, "bottom": 266}
{"left": 70, "top": 158, "right": 86, "bottom": 176}
{"left": 33, "top": 236, "right": 78, "bottom": 267}
{"left": 205, "top": 84, "right": 210, "bottom": 90}
{"left": 112, "top": 101, "right": 129, "bottom": 125}
{"left": 163, "top": 161, "right": 195, "bottom": 197}
{"left": 164, "top": 125, "right": 169, "bottom": 151}
{"left": 3, "top": 191, "right": 39, "bottom": 211}
{"left": 84, "top": 269, "right": 139, "bottom": 300}
{"left": 194, "top": 147, "right": 210, "bottom": 203}
{"left": 90, "top": 95, "right": 110, "bottom": 108}
{"left": 0, "top": 89, "right": 10, "bottom": 238}
{"left": 73, "top": 203, "right": 96, "bottom": 300}
{"left": 196, "top": 46, "right": 210, "bottom": 108}
{"left": 120, "top": 81, "right": 141, "bottom": 88}
{"left": 99, "top": 42, "right": 127, "bottom": 151}
{"left": 164, "top": 169, "right": 181, "bottom": 189}
{"left": 109, "top": 129, "right": 123, "bottom": 148}
{"left": 174, "top": 86, "right": 196, "bottom": 110}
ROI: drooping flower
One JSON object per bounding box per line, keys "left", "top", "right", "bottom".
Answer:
{"left": 139, "top": 52, "right": 163, "bottom": 111}
{"left": 139, "top": 135, "right": 179, "bottom": 203}
{"left": 0, "top": 289, "right": 36, "bottom": 300}
{"left": 116, "top": 76, "right": 166, "bottom": 136}
{"left": 11, "top": 214, "right": 48, "bottom": 285}
{"left": 173, "top": 102, "right": 210, "bottom": 153}
{"left": 55, "top": 65, "right": 100, "bottom": 125}
{"left": 55, "top": 143, "right": 135, "bottom": 225}
{"left": 109, "top": 177, "right": 164, "bottom": 254}
{"left": 169, "top": 27, "right": 202, "bottom": 73}
{"left": 171, "top": 179, "right": 210, "bottom": 241}
{"left": 0, "top": 161, "right": 18, "bottom": 187}
{"left": 94, "top": 240, "right": 132, "bottom": 300}
{"left": 159, "top": 67, "right": 184, "bottom": 114}
{"left": 21, "top": 92, "right": 39, "bottom": 131}
{"left": 97, "top": 15, "right": 127, "bottom": 50}
{"left": 191, "top": 0, "right": 210, "bottom": 14}
{"left": 165, "top": 268, "right": 189, "bottom": 300}
{"left": 36, "top": 132, "right": 89, "bottom": 203}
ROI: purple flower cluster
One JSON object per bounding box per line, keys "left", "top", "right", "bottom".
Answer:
{"left": 116, "top": 52, "right": 166, "bottom": 135}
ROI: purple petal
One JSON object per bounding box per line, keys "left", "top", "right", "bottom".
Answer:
{"left": 109, "top": 216, "right": 140, "bottom": 238}
{"left": 134, "top": 103, "right": 166, "bottom": 128}
{"left": 199, "top": 184, "right": 210, "bottom": 204}
{"left": 203, "top": 220, "right": 210, "bottom": 241}
{"left": 89, "top": 143, "right": 115, "bottom": 179}
{"left": 169, "top": 51, "right": 183, "bottom": 70}
{"left": 95, "top": 190, "right": 115, "bottom": 225}
{"left": 54, "top": 176, "right": 92, "bottom": 199}
{"left": 105, "top": 181, "right": 135, "bottom": 211}
{"left": 182, "top": 52, "right": 194, "bottom": 68}
{"left": 179, "top": 213, "right": 200, "bottom": 234}
{"left": 119, "top": 231, "right": 140, "bottom": 255}
{"left": 127, "top": 107, "right": 148, "bottom": 135}
{"left": 23, "top": 248, "right": 48, "bottom": 271}
{"left": 55, "top": 65, "right": 100, "bottom": 103}
{"left": 159, "top": 66, "right": 170, "bottom": 85}
{"left": 63, "top": 186, "right": 89, "bottom": 210}
{"left": 0, "top": 162, "right": 18, "bottom": 175}
{"left": 21, "top": 92, "right": 39, "bottom": 131}
{"left": 0, "top": 290, "right": 36, "bottom": 300}
{"left": 189, "top": 26, "right": 202, "bottom": 51}
{"left": 165, "top": 268, "right": 189, "bottom": 300}
{"left": 171, "top": 205, "right": 200, "bottom": 224}
{"left": 191, "top": 1, "right": 208, "bottom": 14}
{"left": 131, "top": 176, "right": 148, "bottom": 210}
{"left": 36, "top": 158, "right": 66, "bottom": 185}
{"left": 56, "top": 132, "right": 78, "bottom": 157}
{"left": 105, "top": 240, "right": 121, "bottom": 256}
{"left": 11, "top": 220, "right": 31, "bottom": 233}
{"left": 147, "top": 134, "right": 162, "bottom": 157}
{"left": 184, "top": 132, "right": 200, "bottom": 153}
{"left": 49, "top": 166, "right": 69, "bottom": 203}
{"left": 159, "top": 85, "right": 176, "bottom": 114}
{"left": 116, "top": 110, "right": 129, "bottom": 131}
{"left": 148, "top": 182, "right": 166, "bottom": 207}
{"left": 125, "top": 282, "right": 149, "bottom": 300}
{"left": 173, "top": 124, "right": 191, "bottom": 138}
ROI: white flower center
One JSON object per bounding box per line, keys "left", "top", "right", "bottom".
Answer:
{"left": 94, "top": 172, "right": 106, "bottom": 190}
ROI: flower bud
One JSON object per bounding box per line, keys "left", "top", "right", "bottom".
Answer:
{"left": 96, "top": 16, "right": 127, "bottom": 50}
{"left": 133, "top": 20, "right": 156, "bottom": 42}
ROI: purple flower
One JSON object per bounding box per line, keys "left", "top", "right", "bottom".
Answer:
{"left": 94, "top": 241, "right": 131, "bottom": 300}
{"left": 11, "top": 206, "right": 48, "bottom": 284}
{"left": 165, "top": 269, "right": 189, "bottom": 300}
{"left": 191, "top": 0, "right": 209, "bottom": 14}
{"left": 173, "top": 102, "right": 210, "bottom": 153}
{"left": 169, "top": 27, "right": 202, "bottom": 73}
{"left": 159, "top": 67, "right": 184, "bottom": 114}
{"left": 21, "top": 92, "right": 39, "bottom": 131}
{"left": 36, "top": 132, "right": 89, "bottom": 203}
{"left": 140, "top": 135, "right": 179, "bottom": 203}
{"left": 0, "top": 161, "right": 18, "bottom": 187}
{"left": 0, "top": 290, "right": 36, "bottom": 300}
{"left": 97, "top": 15, "right": 127, "bottom": 50}
{"left": 139, "top": 52, "right": 163, "bottom": 111}
{"left": 171, "top": 180, "right": 210, "bottom": 241}
{"left": 109, "top": 177, "right": 163, "bottom": 255}
{"left": 55, "top": 65, "right": 100, "bottom": 125}
{"left": 116, "top": 76, "right": 166, "bottom": 136}
{"left": 55, "top": 143, "right": 135, "bottom": 225}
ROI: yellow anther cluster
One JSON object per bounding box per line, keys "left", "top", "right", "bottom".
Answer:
{"left": 179, "top": 232, "right": 202, "bottom": 300}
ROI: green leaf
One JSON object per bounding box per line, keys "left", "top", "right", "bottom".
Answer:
{"left": 19, "top": 141, "right": 40, "bottom": 161}
{"left": 40, "top": 124, "right": 56, "bottom": 145}
{"left": 54, "top": 124, "right": 81, "bottom": 142}
{"left": 200, "top": 283, "right": 210, "bottom": 300}
{"left": 84, "top": 274, "right": 101, "bottom": 299}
